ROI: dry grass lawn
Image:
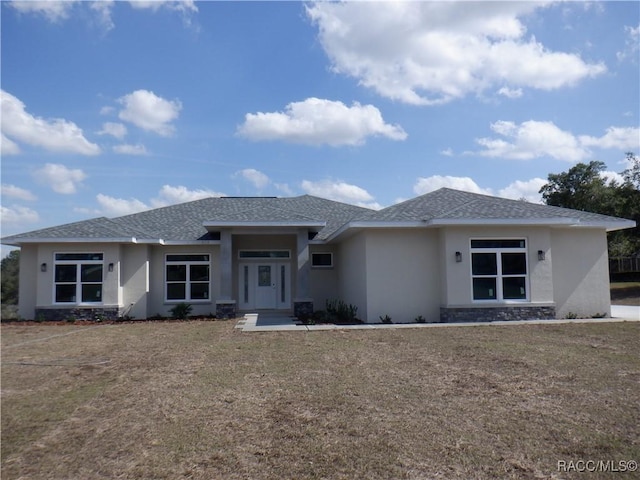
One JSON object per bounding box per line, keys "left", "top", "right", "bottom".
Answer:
{"left": 2, "top": 320, "right": 639, "bottom": 479}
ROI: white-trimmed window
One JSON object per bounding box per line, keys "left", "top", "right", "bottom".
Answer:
{"left": 165, "top": 254, "right": 210, "bottom": 302}
{"left": 311, "top": 252, "right": 333, "bottom": 268}
{"left": 54, "top": 253, "right": 103, "bottom": 304}
{"left": 470, "top": 239, "right": 528, "bottom": 302}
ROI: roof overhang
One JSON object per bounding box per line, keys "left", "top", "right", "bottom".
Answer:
{"left": 203, "top": 221, "right": 326, "bottom": 229}
{"left": 425, "top": 217, "right": 636, "bottom": 232}
{"left": 325, "top": 217, "right": 637, "bottom": 242}
{"left": 1, "top": 237, "right": 164, "bottom": 247}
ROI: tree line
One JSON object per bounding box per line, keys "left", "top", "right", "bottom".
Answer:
{"left": 540, "top": 152, "right": 640, "bottom": 258}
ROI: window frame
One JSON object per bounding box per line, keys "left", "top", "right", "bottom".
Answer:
{"left": 237, "top": 250, "right": 291, "bottom": 259}
{"left": 53, "top": 252, "right": 104, "bottom": 305}
{"left": 311, "top": 252, "right": 333, "bottom": 268}
{"left": 469, "top": 239, "right": 529, "bottom": 303}
{"left": 164, "top": 254, "right": 211, "bottom": 303}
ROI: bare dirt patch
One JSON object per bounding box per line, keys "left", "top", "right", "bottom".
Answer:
{"left": 2, "top": 321, "right": 639, "bottom": 479}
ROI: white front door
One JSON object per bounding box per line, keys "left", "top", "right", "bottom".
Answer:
{"left": 239, "top": 262, "right": 290, "bottom": 310}
{"left": 255, "top": 264, "right": 277, "bottom": 309}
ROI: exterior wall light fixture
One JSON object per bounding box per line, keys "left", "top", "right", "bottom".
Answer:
{"left": 41, "top": 263, "right": 47, "bottom": 272}
{"left": 538, "top": 250, "right": 545, "bottom": 261}
{"left": 455, "top": 251, "right": 462, "bottom": 263}
{"left": 108, "top": 263, "right": 114, "bottom": 272}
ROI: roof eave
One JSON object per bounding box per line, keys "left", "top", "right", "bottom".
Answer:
{"left": 1, "top": 237, "right": 163, "bottom": 247}
{"left": 425, "top": 218, "right": 579, "bottom": 226}
{"left": 203, "top": 221, "right": 326, "bottom": 229}
{"left": 426, "top": 218, "right": 636, "bottom": 231}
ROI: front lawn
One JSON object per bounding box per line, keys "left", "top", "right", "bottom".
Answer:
{"left": 2, "top": 321, "right": 639, "bottom": 479}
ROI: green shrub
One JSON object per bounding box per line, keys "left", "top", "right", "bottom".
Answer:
{"left": 415, "top": 315, "right": 426, "bottom": 323}
{"left": 169, "top": 303, "right": 192, "bottom": 320}
{"left": 379, "top": 314, "right": 392, "bottom": 324}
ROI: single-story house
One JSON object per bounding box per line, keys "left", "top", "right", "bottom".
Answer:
{"left": 2, "top": 188, "right": 635, "bottom": 323}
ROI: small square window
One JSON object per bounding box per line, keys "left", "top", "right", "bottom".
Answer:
{"left": 312, "top": 253, "right": 333, "bottom": 267}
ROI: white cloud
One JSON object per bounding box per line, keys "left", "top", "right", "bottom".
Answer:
{"left": 413, "top": 175, "right": 546, "bottom": 203}
{"left": 1, "top": 184, "right": 37, "bottom": 202}
{"left": 414, "top": 175, "right": 491, "bottom": 196}
{"left": 475, "top": 121, "right": 640, "bottom": 161}
{"left": 94, "top": 184, "right": 225, "bottom": 217}
{"left": 129, "top": 1, "right": 198, "bottom": 14}
{"left": 1, "top": 134, "right": 21, "bottom": 155}
{"left": 497, "top": 178, "right": 546, "bottom": 203}
{"left": 1, "top": 90, "right": 100, "bottom": 156}
{"left": 98, "top": 122, "right": 127, "bottom": 140}
{"left": 497, "top": 86, "right": 523, "bottom": 99}
{"left": 237, "top": 97, "right": 407, "bottom": 146}
{"left": 475, "top": 120, "right": 589, "bottom": 161}
{"left": 118, "top": 90, "right": 182, "bottom": 136}
{"left": 617, "top": 24, "right": 640, "bottom": 62}
{"left": 113, "top": 143, "right": 148, "bottom": 155}
{"left": 91, "top": 0, "right": 115, "bottom": 31}
{"left": 235, "top": 169, "right": 270, "bottom": 189}
{"left": 96, "top": 194, "right": 150, "bottom": 217}
{"left": 579, "top": 127, "right": 640, "bottom": 150}
{"left": 151, "top": 184, "right": 225, "bottom": 207}
{"left": 8, "top": 0, "right": 197, "bottom": 30}
{"left": 301, "top": 179, "right": 381, "bottom": 209}
{"left": 0, "top": 205, "right": 40, "bottom": 225}
{"left": 440, "top": 148, "right": 454, "bottom": 157}
{"left": 33, "top": 163, "right": 87, "bottom": 194}
{"left": 128, "top": 0, "right": 199, "bottom": 30}
{"left": 8, "top": 0, "right": 78, "bottom": 22}
{"left": 307, "top": 2, "right": 605, "bottom": 105}
{"left": 600, "top": 170, "right": 625, "bottom": 186}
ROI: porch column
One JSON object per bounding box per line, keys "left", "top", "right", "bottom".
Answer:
{"left": 294, "top": 229, "right": 313, "bottom": 318}
{"left": 216, "top": 229, "right": 236, "bottom": 318}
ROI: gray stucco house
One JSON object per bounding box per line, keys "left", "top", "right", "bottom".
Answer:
{"left": 2, "top": 188, "right": 635, "bottom": 323}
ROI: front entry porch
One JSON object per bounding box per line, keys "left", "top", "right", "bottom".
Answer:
{"left": 213, "top": 227, "right": 317, "bottom": 319}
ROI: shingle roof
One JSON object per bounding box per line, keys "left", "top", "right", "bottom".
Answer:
{"left": 365, "top": 188, "right": 633, "bottom": 226}
{"left": 2, "top": 189, "right": 634, "bottom": 246}
{"left": 1, "top": 195, "right": 373, "bottom": 244}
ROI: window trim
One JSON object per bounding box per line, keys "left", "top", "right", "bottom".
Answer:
{"left": 311, "top": 252, "right": 334, "bottom": 268}
{"left": 53, "top": 252, "right": 104, "bottom": 305}
{"left": 238, "top": 250, "right": 291, "bottom": 259}
{"left": 164, "top": 253, "right": 211, "bottom": 303}
{"left": 469, "top": 238, "right": 529, "bottom": 303}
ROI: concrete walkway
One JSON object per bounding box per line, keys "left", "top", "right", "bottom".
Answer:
{"left": 236, "top": 305, "right": 639, "bottom": 332}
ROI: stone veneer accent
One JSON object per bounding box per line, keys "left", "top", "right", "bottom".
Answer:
{"left": 216, "top": 300, "right": 237, "bottom": 319}
{"left": 293, "top": 300, "right": 314, "bottom": 319}
{"left": 35, "top": 307, "right": 120, "bottom": 322}
{"left": 440, "top": 305, "right": 556, "bottom": 323}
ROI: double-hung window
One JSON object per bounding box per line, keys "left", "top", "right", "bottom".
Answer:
{"left": 54, "top": 253, "right": 103, "bottom": 304}
{"left": 471, "top": 239, "right": 528, "bottom": 302}
{"left": 165, "top": 254, "right": 210, "bottom": 302}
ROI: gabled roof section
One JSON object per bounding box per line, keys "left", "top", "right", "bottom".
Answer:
{"left": 2, "top": 195, "right": 374, "bottom": 245}
{"left": 362, "top": 188, "right": 635, "bottom": 231}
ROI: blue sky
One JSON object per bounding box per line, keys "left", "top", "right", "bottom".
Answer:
{"left": 1, "top": 1, "right": 639, "bottom": 254}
